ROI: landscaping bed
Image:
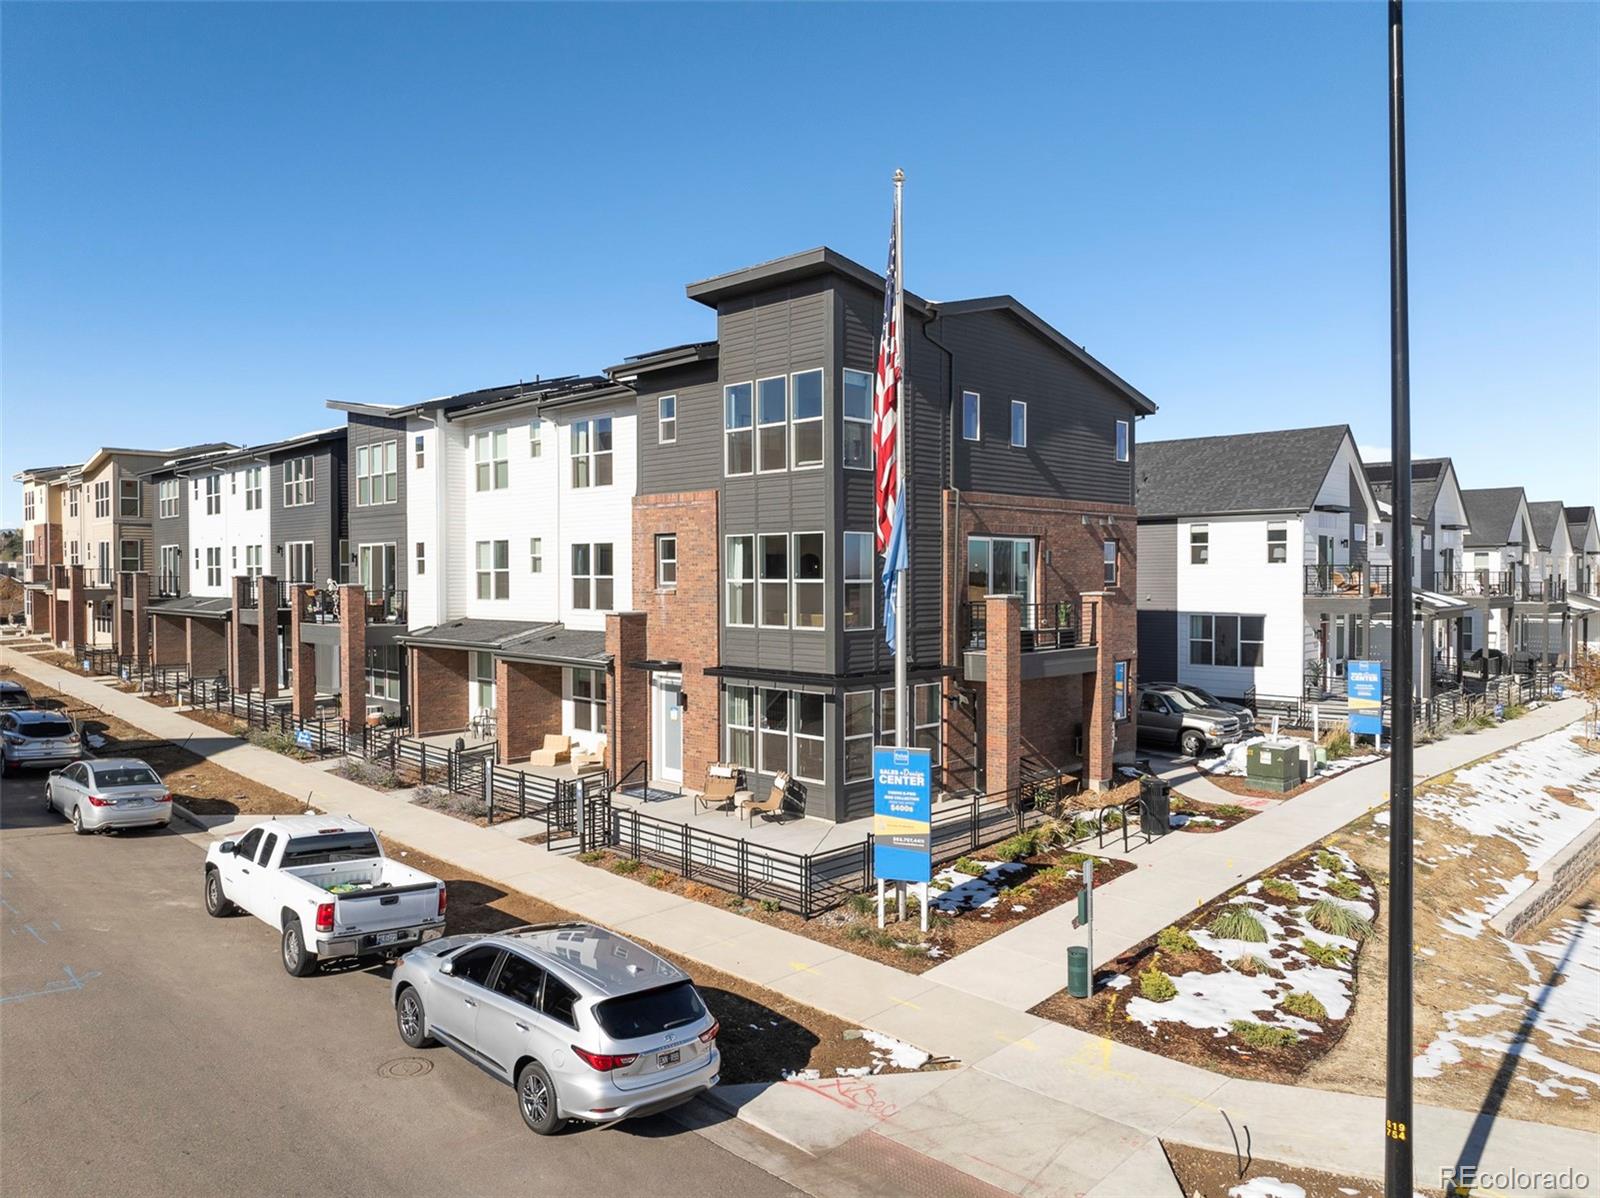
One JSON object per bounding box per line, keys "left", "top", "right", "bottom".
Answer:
{"left": 1031, "top": 843, "right": 1377, "bottom": 1082}
{"left": 574, "top": 829, "right": 1134, "bottom": 973}
{"left": 1168, "top": 792, "right": 1254, "bottom": 833}
{"left": 1161, "top": 1141, "right": 1394, "bottom": 1198}
{"left": 378, "top": 837, "right": 954, "bottom": 1084}
{"left": 0, "top": 666, "right": 303, "bottom": 816}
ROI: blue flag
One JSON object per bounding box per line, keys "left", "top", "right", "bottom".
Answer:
{"left": 881, "top": 488, "right": 907, "bottom": 653}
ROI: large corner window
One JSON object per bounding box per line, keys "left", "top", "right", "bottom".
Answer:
{"left": 757, "top": 376, "right": 788, "bottom": 473}
{"left": 724, "top": 383, "right": 753, "bottom": 476}
{"left": 843, "top": 369, "right": 872, "bottom": 470}
{"left": 571, "top": 417, "right": 613, "bottom": 488}
{"left": 880, "top": 683, "right": 941, "bottom": 756}
{"left": 759, "top": 688, "right": 789, "bottom": 773}
{"left": 844, "top": 691, "right": 873, "bottom": 782}
{"left": 793, "top": 692, "right": 825, "bottom": 782}
{"left": 725, "top": 536, "right": 754, "bottom": 627}
{"left": 963, "top": 391, "right": 981, "bottom": 442}
{"left": 571, "top": 542, "right": 613, "bottom": 610}
{"left": 791, "top": 369, "right": 823, "bottom": 469}
{"left": 474, "top": 430, "right": 508, "bottom": 492}
{"left": 843, "top": 532, "right": 873, "bottom": 629}
{"left": 792, "top": 532, "right": 824, "bottom": 629}
{"left": 758, "top": 534, "right": 788, "bottom": 628}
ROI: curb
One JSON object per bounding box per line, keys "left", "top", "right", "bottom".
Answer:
{"left": 171, "top": 801, "right": 210, "bottom": 832}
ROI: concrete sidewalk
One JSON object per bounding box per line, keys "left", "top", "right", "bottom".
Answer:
{"left": 925, "top": 698, "right": 1587, "bottom": 1010}
{"left": 8, "top": 647, "right": 1594, "bottom": 1198}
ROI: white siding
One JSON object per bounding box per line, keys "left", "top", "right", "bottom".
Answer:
{"left": 405, "top": 417, "right": 443, "bottom": 630}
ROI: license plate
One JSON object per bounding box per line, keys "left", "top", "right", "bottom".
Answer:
{"left": 656, "top": 1049, "right": 681, "bottom": 1068}
{"left": 374, "top": 931, "right": 400, "bottom": 946}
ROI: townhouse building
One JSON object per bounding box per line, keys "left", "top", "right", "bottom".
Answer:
{"left": 1459, "top": 486, "right": 1537, "bottom": 663}
{"left": 617, "top": 247, "right": 1151, "bottom": 820}
{"left": 1136, "top": 425, "right": 1384, "bottom": 703}
{"left": 15, "top": 464, "right": 71, "bottom": 637}
{"left": 1524, "top": 499, "right": 1575, "bottom": 664}
{"left": 1565, "top": 506, "right": 1600, "bottom": 652}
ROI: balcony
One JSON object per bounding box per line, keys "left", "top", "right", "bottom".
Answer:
{"left": 960, "top": 598, "right": 1098, "bottom": 683}
{"left": 1436, "top": 570, "right": 1514, "bottom": 599}
{"left": 291, "top": 586, "right": 405, "bottom": 625}
{"left": 1304, "top": 563, "right": 1391, "bottom": 598}
{"left": 87, "top": 567, "right": 118, "bottom": 589}
{"left": 156, "top": 573, "right": 183, "bottom": 599}
{"left": 1520, "top": 576, "right": 1567, "bottom": 602}
{"left": 364, "top": 588, "right": 407, "bottom": 625}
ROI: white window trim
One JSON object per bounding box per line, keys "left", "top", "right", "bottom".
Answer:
{"left": 758, "top": 533, "right": 789, "bottom": 629}
{"left": 1115, "top": 419, "right": 1130, "bottom": 463}
{"left": 791, "top": 530, "right": 826, "bottom": 632}
{"left": 843, "top": 531, "right": 874, "bottom": 631}
{"left": 724, "top": 685, "right": 755, "bottom": 769}
{"left": 529, "top": 537, "right": 543, "bottom": 574}
{"left": 1190, "top": 524, "right": 1210, "bottom": 565}
{"left": 656, "top": 533, "right": 678, "bottom": 590}
{"left": 569, "top": 418, "right": 614, "bottom": 490}
{"left": 475, "top": 540, "right": 510, "bottom": 601}
{"left": 658, "top": 395, "right": 677, "bottom": 445}
{"left": 789, "top": 368, "right": 824, "bottom": 471}
{"left": 755, "top": 374, "right": 788, "bottom": 476}
{"left": 570, "top": 542, "right": 614, "bottom": 611}
{"left": 282, "top": 457, "right": 314, "bottom": 508}
{"left": 725, "top": 535, "right": 755, "bottom": 628}
{"left": 284, "top": 541, "right": 315, "bottom": 585}
{"left": 963, "top": 391, "right": 982, "bottom": 442}
{"left": 473, "top": 429, "right": 509, "bottom": 493}
{"left": 1009, "top": 399, "right": 1027, "bottom": 448}
{"left": 724, "top": 382, "right": 754, "bottom": 478}
{"left": 243, "top": 466, "right": 264, "bottom": 511}
{"left": 843, "top": 691, "right": 874, "bottom": 783}
{"left": 842, "top": 368, "right": 873, "bottom": 471}
{"left": 791, "top": 691, "right": 826, "bottom": 783}
{"left": 1103, "top": 539, "right": 1118, "bottom": 588}
{"left": 356, "top": 440, "right": 398, "bottom": 507}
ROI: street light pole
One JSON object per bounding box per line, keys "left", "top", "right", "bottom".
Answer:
{"left": 1384, "top": 2, "right": 1416, "bottom": 1194}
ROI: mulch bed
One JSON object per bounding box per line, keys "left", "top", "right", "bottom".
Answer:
{"left": 575, "top": 846, "right": 1135, "bottom": 974}
{"left": 1202, "top": 770, "right": 1331, "bottom": 801}
{"left": 1030, "top": 846, "right": 1376, "bottom": 1083}
{"left": 1168, "top": 792, "right": 1255, "bottom": 834}
{"left": 1161, "top": 1142, "right": 1397, "bottom": 1198}
{"left": 379, "top": 837, "right": 955, "bottom": 1084}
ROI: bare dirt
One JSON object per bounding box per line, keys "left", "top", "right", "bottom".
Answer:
{"left": 1162, "top": 1141, "right": 1415, "bottom": 1198}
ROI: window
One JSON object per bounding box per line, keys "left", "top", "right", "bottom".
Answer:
{"left": 1353, "top": 523, "right": 1367, "bottom": 543}
{"left": 1115, "top": 419, "right": 1130, "bottom": 463}
{"left": 475, "top": 541, "right": 509, "bottom": 600}
{"left": 570, "top": 418, "right": 613, "bottom": 488}
{"left": 792, "top": 532, "right": 824, "bottom": 629}
{"left": 881, "top": 683, "right": 941, "bottom": 756}
{"left": 157, "top": 480, "right": 179, "bottom": 518}
{"left": 791, "top": 369, "right": 823, "bottom": 468}
{"left": 756, "top": 376, "right": 788, "bottom": 473}
{"left": 963, "top": 391, "right": 981, "bottom": 441}
{"left": 231, "top": 546, "right": 237, "bottom": 572}
{"left": 94, "top": 481, "right": 111, "bottom": 518}
{"left": 1114, "top": 661, "right": 1129, "bottom": 720}
{"left": 414, "top": 434, "right": 425, "bottom": 469}
{"left": 473, "top": 430, "right": 508, "bottom": 492}
{"left": 470, "top": 651, "right": 496, "bottom": 714}
{"left": 415, "top": 542, "right": 426, "bottom": 576}
{"left": 1010, "top": 400, "right": 1027, "bottom": 448}
{"left": 451, "top": 945, "right": 501, "bottom": 988}
{"left": 571, "top": 543, "right": 613, "bottom": 610}
{"left": 528, "top": 419, "right": 543, "bottom": 458}
{"left": 725, "top": 536, "right": 754, "bottom": 627}
{"left": 1190, "top": 525, "right": 1210, "bottom": 565}
{"left": 725, "top": 685, "right": 755, "bottom": 768}
{"left": 1267, "top": 524, "right": 1288, "bottom": 563}
{"left": 541, "top": 974, "right": 579, "bottom": 1029}
{"left": 231, "top": 472, "right": 237, "bottom": 495}
{"left": 244, "top": 545, "right": 262, "bottom": 577}
{"left": 793, "top": 692, "right": 825, "bottom": 782}
{"left": 358, "top": 543, "right": 396, "bottom": 595}
{"left": 571, "top": 668, "right": 607, "bottom": 733}
{"left": 366, "top": 645, "right": 402, "bottom": 701}
{"left": 99, "top": 541, "right": 112, "bottom": 576}
{"left": 1103, "top": 540, "right": 1118, "bottom": 588}
{"left": 492, "top": 954, "right": 546, "bottom": 1009}
{"left": 758, "top": 534, "right": 788, "bottom": 627}
{"left": 236, "top": 827, "right": 264, "bottom": 863}
{"left": 759, "top": 688, "right": 788, "bottom": 773}
{"left": 965, "top": 536, "right": 1035, "bottom": 604}
{"left": 1189, "top": 614, "right": 1265, "bottom": 668}
{"left": 285, "top": 542, "right": 315, "bottom": 585}
{"left": 656, "top": 534, "right": 677, "bottom": 589}
{"left": 201, "top": 475, "right": 220, "bottom": 515}
{"left": 1375, "top": 529, "right": 1386, "bottom": 549}
{"left": 529, "top": 537, "right": 543, "bottom": 574}
{"left": 724, "top": 382, "right": 753, "bottom": 475}
{"left": 1188, "top": 615, "right": 1213, "bottom": 665}
{"left": 205, "top": 547, "right": 222, "bottom": 588}
{"left": 22, "top": 490, "right": 34, "bottom": 522}
{"left": 356, "top": 441, "right": 397, "bottom": 506}
{"left": 282, "top": 457, "right": 314, "bottom": 507}
{"left": 68, "top": 487, "right": 79, "bottom": 518}
{"left": 119, "top": 540, "right": 141, "bottom": 573}
{"left": 159, "top": 545, "right": 180, "bottom": 589}
{"left": 844, "top": 691, "right": 873, "bottom": 782}
{"left": 843, "top": 532, "right": 873, "bottom": 629}
{"left": 658, "top": 395, "right": 677, "bottom": 444}
{"left": 843, "top": 369, "right": 872, "bottom": 469}
{"left": 119, "top": 479, "right": 141, "bottom": 517}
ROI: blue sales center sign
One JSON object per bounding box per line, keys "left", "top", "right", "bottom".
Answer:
{"left": 873, "top": 746, "right": 932, "bottom": 883}
{"left": 1347, "top": 660, "right": 1384, "bottom": 736}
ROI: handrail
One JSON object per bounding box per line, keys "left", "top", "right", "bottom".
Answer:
{"left": 963, "top": 598, "right": 1093, "bottom": 651}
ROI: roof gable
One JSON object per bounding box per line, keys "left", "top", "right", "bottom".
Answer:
{"left": 1461, "top": 487, "right": 1528, "bottom": 548}
{"left": 1136, "top": 425, "right": 1353, "bottom": 519}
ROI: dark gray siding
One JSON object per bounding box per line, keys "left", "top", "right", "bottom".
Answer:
{"left": 941, "top": 309, "right": 1138, "bottom": 505}
{"left": 1138, "top": 610, "right": 1178, "bottom": 684}
{"left": 151, "top": 472, "right": 188, "bottom": 592}
{"left": 1135, "top": 523, "right": 1177, "bottom": 609}
{"left": 345, "top": 412, "right": 406, "bottom": 588}
{"left": 1349, "top": 467, "right": 1369, "bottom": 567}
{"left": 271, "top": 435, "right": 346, "bottom": 587}
{"left": 635, "top": 361, "right": 723, "bottom": 496}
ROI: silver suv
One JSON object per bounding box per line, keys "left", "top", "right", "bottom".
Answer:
{"left": 391, "top": 923, "right": 720, "bottom": 1135}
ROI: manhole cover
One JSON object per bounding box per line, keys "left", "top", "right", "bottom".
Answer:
{"left": 377, "top": 1057, "right": 433, "bottom": 1080}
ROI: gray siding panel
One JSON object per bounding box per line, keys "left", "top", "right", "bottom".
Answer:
{"left": 344, "top": 413, "right": 405, "bottom": 587}
{"left": 634, "top": 361, "right": 722, "bottom": 496}
{"left": 1137, "top": 610, "right": 1178, "bottom": 684}
{"left": 151, "top": 476, "right": 188, "bottom": 592}
{"left": 1135, "top": 523, "right": 1177, "bottom": 609}
{"left": 272, "top": 436, "right": 347, "bottom": 587}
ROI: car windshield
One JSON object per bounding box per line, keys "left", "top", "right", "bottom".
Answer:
{"left": 1162, "top": 690, "right": 1205, "bottom": 711}
{"left": 18, "top": 718, "right": 73, "bottom": 738}
{"left": 0, "top": 691, "right": 30, "bottom": 708}
{"left": 1178, "top": 687, "right": 1220, "bottom": 707}
{"left": 592, "top": 980, "right": 705, "bottom": 1039}
{"left": 280, "top": 831, "right": 381, "bottom": 867}
{"left": 94, "top": 766, "right": 161, "bottom": 788}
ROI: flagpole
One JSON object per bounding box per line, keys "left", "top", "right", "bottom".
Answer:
{"left": 892, "top": 168, "right": 909, "bottom": 750}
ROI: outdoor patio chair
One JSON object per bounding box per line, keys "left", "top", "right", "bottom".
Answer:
{"left": 528, "top": 734, "right": 572, "bottom": 767}
{"left": 741, "top": 771, "right": 791, "bottom": 823}
{"left": 697, "top": 765, "right": 744, "bottom": 815}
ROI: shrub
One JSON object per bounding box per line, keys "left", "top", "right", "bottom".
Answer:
{"left": 1502, "top": 703, "right": 1527, "bottom": 721}
{"left": 844, "top": 923, "right": 873, "bottom": 942}
{"left": 611, "top": 857, "right": 641, "bottom": 875}
{"left": 1328, "top": 877, "right": 1362, "bottom": 901}
{"left": 1314, "top": 849, "right": 1344, "bottom": 874}
{"left": 644, "top": 870, "right": 669, "bottom": 888}
{"left": 1306, "top": 898, "right": 1373, "bottom": 939}
{"left": 1230, "top": 1020, "right": 1299, "bottom": 1049}
{"left": 1320, "top": 725, "right": 1353, "bottom": 760}
{"left": 412, "top": 786, "right": 481, "bottom": 819}
{"left": 1233, "top": 953, "right": 1278, "bottom": 976}
{"left": 1157, "top": 925, "right": 1199, "bottom": 955}
{"left": 1139, "top": 967, "right": 1178, "bottom": 1002}
{"left": 1208, "top": 904, "right": 1268, "bottom": 943}
{"left": 1300, "top": 938, "right": 1349, "bottom": 967}
{"left": 1282, "top": 991, "right": 1328, "bottom": 1021}
{"left": 758, "top": 898, "right": 782, "bottom": 914}
{"left": 1214, "top": 804, "right": 1249, "bottom": 819}
{"left": 990, "top": 831, "right": 1040, "bottom": 863}
{"left": 846, "top": 894, "right": 876, "bottom": 917}
{"left": 952, "top": 857, "right": 987, "bottom": 877}
{"left": 1262, "top": 877, "right": 1299, "bottom": 901}
{"left": 336, "top": 761, "right": 403, "bottom": 790}
{"left": 576, "top": 851, "right": 606, "bottom": 864}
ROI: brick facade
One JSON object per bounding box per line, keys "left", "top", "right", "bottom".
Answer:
{"left": 409, "top": 645, "right": 468, "bottom": 736}
{"left": 984, "top": 594, "right": 1022, "bottom": 798}
{"left": 495, "top": 659, "right": 564, "bottom": 761}
{"left": 337, "top": 584, "right": 366, "bottom": 733}
{"left": 130, "top": 573, "right": 151, "bottom": 661}
{"left": 230, "top": 576, "right": 258, "bottom": 692}
{"left": 186, "top": 616, "right": 228, "bottom": 679}
{"left": 152, "top": 613, "right": 185, "bottom": 666}
{"left": 630, "top": 491, "right": 721, "bottom": 788}
{"left": 287, "top": 586, "right": 316, "bottom": 719}
{"left": 604, "top": 612, "right": 649, "bottom": 778}
{"left": 64, "top": 565, "right": 85, "bottom": 650}
{"left": 256, "top": 575, "right": 280, "bottom": 700}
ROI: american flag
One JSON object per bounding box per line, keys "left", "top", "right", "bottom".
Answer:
{"left": 874, "top": 187, "right": 907, "bottom": 652}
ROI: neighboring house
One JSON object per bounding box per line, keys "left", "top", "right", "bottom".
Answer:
{"left": 622, "top": 246, "right": 1151, "bottom": 820}
{"left": 1565, "top": 506, "right": 1600, "bottom": 653}
{"left": 1136, "top": 425, "right": 1384, "bottom": 703}
{"left": 12, "top": 463, "right": 72, "bottom": 637}
{"left": 1459, "top": 486, "right": 1538, "bottom": 662}
{"left": 1525, "top": 499, "right": 1575, "bottom": 664}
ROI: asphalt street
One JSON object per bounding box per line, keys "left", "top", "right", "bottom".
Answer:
{"left": 0, "top": 770, "right": 799, "bottom": 1198}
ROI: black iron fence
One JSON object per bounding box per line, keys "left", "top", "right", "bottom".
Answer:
{"left": 1304, "top": 563, "right": 1392, "bottom": 597}
{"left": 962, "top": 599, "right": 1094, "bottom": 652}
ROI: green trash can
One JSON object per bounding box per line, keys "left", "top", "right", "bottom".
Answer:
{"left": 1067, "top": 946, "right": 1092, "bottom": 998}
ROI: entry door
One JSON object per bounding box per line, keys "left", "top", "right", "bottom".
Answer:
{"left": 359, "top": 544, "right": 396, "bottom": 595}
{"left": 655, "top": 677, "right": 683, "bottom": 783}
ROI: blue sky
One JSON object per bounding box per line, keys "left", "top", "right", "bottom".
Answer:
{"left": 3, "top": 2, "right": 1596, "bottom": 522}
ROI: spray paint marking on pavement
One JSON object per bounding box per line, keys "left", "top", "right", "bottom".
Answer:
{"left": 1, "top": 966, "right": 103, "bottom": 1005}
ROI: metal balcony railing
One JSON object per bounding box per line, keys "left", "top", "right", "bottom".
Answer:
{"left": 1438, "top": 570, "right": 1514, "bottom": 598}
{"left": 962, "top": 598, "right": 1093, "bottom": 652}
{"left": 1520, "top": 576, "right": 1567, "bottom": 602}
{"left": 364, "top": 588, "right": 406, "bottom": 625}
{"left": 156, "top": 572, "right": 183, "bottom": 598}
{"left": 1303, "top": 563, "right": 1391, "bottom": 597}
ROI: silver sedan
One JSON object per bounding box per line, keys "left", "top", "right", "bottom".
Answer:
{"left": 46, "top": 758, "right": 173, "bottom": 834}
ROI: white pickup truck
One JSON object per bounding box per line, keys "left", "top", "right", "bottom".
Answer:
{"left": 203, "top": 816, "right": 447, "bottom": 977}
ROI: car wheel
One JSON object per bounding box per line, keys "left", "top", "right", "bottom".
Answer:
{"left": 396, "top": 987, "right": 434, "bottom": 1049}
{"left": 516, "top": 1061, "right": 565, "bottom": 1136}
{"left": 45, "top": 784, "right": 54, "bottom": 814}
{"left": 204, "top": 869, "right": 235, "bottom": 918}
{"left": 280, "top": 917, "right": 318, "bottom": 977}
{"left": 1180, "top": 730, "right": 1206, "bottom": 758}
{"left": 71, "top": 805, "right": 89, "bottom": 835}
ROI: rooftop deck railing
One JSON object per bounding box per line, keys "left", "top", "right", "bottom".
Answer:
{"left": 962, "top": 598, "right": 1094, "bottom": 652}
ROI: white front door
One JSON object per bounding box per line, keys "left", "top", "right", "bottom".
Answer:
{"left": 654, "top": 676, "right": 683, "bottom": 783}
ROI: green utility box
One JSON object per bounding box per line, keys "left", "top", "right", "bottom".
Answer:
{"left": 1245, "top": 742, "right": 1302, "bottom": 793}
{"left": 1067, "top": 946, "right": 1092, "bottom": 998}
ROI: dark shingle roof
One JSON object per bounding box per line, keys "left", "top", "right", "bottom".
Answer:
{"left": 1567, "top": 505, "right": 1595, "bottom": 530}
{"left": 399, "top": 618, "right": 606, "bottom": 666}
{"left": 1461, "top": 487, "right": 1526, "bottom": 548}
{"left": 1364, "top": 458, "right": 1450, "bottom": 522}
{"left": 1526, "top": 501, "right": 1567, "bottom": 551}
{"left": 1136, "top": 425, "right": 1351, "bottom": 519}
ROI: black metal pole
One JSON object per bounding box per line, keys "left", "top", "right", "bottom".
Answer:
{"left": 1385, "top": 2, "right": 1415, "bottom": 1194}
